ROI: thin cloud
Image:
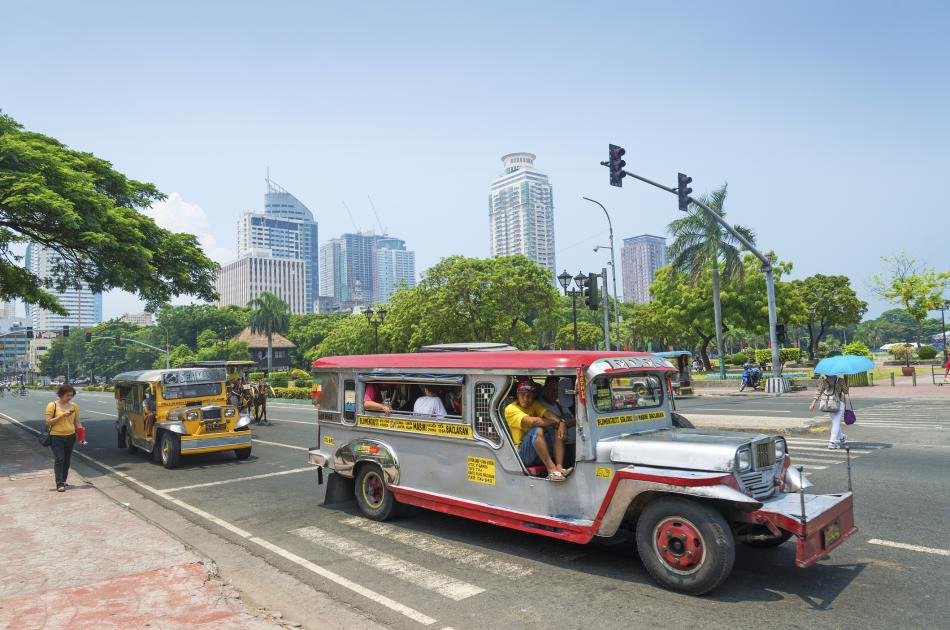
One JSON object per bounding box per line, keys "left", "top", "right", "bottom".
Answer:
{"left": 145, "top": 193, "right": 234, "bottom": 264}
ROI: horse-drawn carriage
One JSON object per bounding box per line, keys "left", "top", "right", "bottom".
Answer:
{"left": 183, "top": 360, "right": 274, "bottom": 424}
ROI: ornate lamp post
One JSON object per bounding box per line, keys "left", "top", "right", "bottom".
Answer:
{"left": 558, "top": 270, "right": 588, "bottom": 350}
{"left": 363, "top": 306, "right": 387, "bottom": 353}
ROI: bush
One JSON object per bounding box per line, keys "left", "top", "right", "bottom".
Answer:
{"left": 289, "top": 368, "right": 309, "bottom": 380}
{"left": 754, "top": 349, "right": 772, "bottom": 365}
{"left": 271, "top": 386, "right": 312, "bottom": 399}
{"left": 917, "top": 345, "right": 938, "bottom": 360}
{"left": 780, "top": 348, "right": 802, "bottom": 364}
{"left": 842, "top": 341, "right": 873, "bottom": 359}
{"left": 888, "top": 344, "right": 914, "bottom": 365}
{"left": 725, "top": 352, "right": 747, "bottom": 366}
{"left": 270, "top": 374, "right": 290, "bottom": 388}
{"left": 294, "top": 378, "right": 312, "bottom": 388}
{"left": 248, "top": 371, "right": 264, "bottom": 381}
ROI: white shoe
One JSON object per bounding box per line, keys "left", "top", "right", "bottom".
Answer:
{"left": 827, "top": 442, "right": 841, "bottom": 450}
{"left": 838, "top": 433, "right": 848, "bottom": 444}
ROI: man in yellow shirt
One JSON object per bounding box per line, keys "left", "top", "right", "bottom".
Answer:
{"left": 505, "top": 381, "right": 571, "bottom": 481}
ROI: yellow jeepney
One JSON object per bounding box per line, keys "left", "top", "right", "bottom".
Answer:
{"left": 113, "top": 367, "right": 253, "bottom": 468}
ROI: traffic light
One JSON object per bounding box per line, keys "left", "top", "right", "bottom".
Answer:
{"left": 776, "top": 323, "right": 787, "bottom": 345}
{"left": 114, "top": 334, "right": 121, "bottom": 345}
{"left": 585, "top": 272, "right": 600, "bottom": 309}
{"left": 62, "top": 325, "right": 70, "bottom": 337}
{"left": 608, "top": 144, "right": 627, "bottom": 187}
{"left": 26, "top": 327, "right": 33, "bottom": 339}
{"left": 84, "top": 331, "right": 92, "bottom": 342}
{"left": 677, "top": 172, "right": 693, "bottom": 212}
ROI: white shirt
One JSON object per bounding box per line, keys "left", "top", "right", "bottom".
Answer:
{"left": 413, "top": 395, "right": 447, "bottom": 417}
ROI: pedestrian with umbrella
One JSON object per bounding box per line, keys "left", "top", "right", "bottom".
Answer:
{"left": 808, "top": 355, "right": 874, "bottom": 449}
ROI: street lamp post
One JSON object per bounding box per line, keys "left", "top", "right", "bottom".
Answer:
{"left": 558, "top": 270, "right": 587, "bottom": 350}
{"left": 584, "top": 197, "right": 622, "bottom": 347}
{"left": 363, "top": 306, "right": 387, "bottom": 353}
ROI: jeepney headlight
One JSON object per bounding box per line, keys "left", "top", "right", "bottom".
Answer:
{"left": 185, "top": 410, "right": 199, "bottom": 421}
{"left": 774, "top": 437, "right": 786, "bottom": 459}
{"left": 736, "top": 446, "right": 753, "bottom": 472}
{"left": 224, "top": 407, "right": 236, "bottom": 417}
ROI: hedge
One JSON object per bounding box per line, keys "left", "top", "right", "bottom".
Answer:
{"left": 271, "top": 387, "right": 312, "bottom": 400}
{"left": 294, "top": 378, "right": 312, "bottom": 388}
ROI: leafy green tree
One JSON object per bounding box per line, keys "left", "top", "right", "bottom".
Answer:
{"left": 555, "top": 322, "right": 604, "bottom": 350}
{"left": 872, "top": 253, "right": 949, "bottom": 347}
{"left": 855, "top": 308, "right": 942, "bottom": 348}
{"left": 0, "top": 113, "right": 217, "bottom": 313}
{"left": 317, "top": 314, "right": 374, "bottom": 356}
{"left": 248, "top": 292, "right": 291, "bottom": 370}
{"left": 841, "top": 341, "right": 873, "bottom": 359}
{"left": 789, "top": 275, "right": 867, "bottom": 360}
{"left": 667, "top": 184, "right": 755, "bottom": 374}
{"left": 154, "top": 304, "right": 249, "bottom": 350}
{"left": 286, "top": 313, "right": 349, "bottom": 364}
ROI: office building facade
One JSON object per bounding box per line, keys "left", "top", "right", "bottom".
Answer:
{"left": 621, "top": 234, "right": 668, "bottom": 304}
{"left": 24, "top": 244, "right": 103, "bottom": 330}
{"left": 374, "top": 238, "right": 416, "bottom": 304}
{"left": 319, "top": 233, "right": 416, "bottom": 306}
{"left": 237, "top": 178, "right": 318, "bottom": 311}
{"left": 488, "top": 152, "right": 556, "bottom": 276}
{"left": 215, "top": 256, "right": 308, "bottom": 315}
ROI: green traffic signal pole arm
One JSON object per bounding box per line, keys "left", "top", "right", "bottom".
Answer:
{"left": 88, "top": 335, "right": 171, "bottom": 369}
{"left": 601, "top": 162, "right": 785, "bottom": 386}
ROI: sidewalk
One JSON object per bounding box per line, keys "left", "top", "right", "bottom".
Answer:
{"left": 0, "top": 421, "right": 285, "bottom": 630}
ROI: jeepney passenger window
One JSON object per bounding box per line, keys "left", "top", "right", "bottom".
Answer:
{"left": 593, "top": 375, "right": 663, "bottom": 412}
{"left": 473, "top": 382, "right": 501, "bottom": 445}
{"left": 314, "top": 373, "right": 339, "bottom": 411}
{"left": 343, "top": 380, "right": 356, "bottom": 422}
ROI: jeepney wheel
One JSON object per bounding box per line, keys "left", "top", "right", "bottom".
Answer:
{"left": 123, "top": 425, "right": 138, "bottom": 454}
{"left": 671, "top": 412, "right": 695, "bottom": 429}
{"left": 235, "top": 447, "right": 252, "bottom": 460}
{"left": 355, "top": 465, "right": 397, "bottom": 521}
{"left": 159, "top": 431, "right": 181, "bottom": 469}
{"left": 635, "top": 497, "right": 734, "bottom": 595}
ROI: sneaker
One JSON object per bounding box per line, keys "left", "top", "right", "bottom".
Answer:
{"left": 56, "top": 484, "right": 65, "bottom": 492}
{"left": 838, "top": 433, "right": 848, "bottom": 444}
{"left": 827, "top": 442, "right": 841, "bottom": 450}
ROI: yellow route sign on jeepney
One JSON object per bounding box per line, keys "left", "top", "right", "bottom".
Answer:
{"left": 467, "top": 456, "right": 496, "bottom": 485}
{"left": 596, "top": 411, "right": 666, "bottom": 427}
{"left": 356, "top": 415, "right": 474, "bottom": 439}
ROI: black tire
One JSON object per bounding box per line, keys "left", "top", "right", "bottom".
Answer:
{"left": 235, "top": 447, "right": 252, "bottom": 460}
{"left": 124, "top": 425, "right": 138, "bottom": 454}
{"left": 354, "top": 465, "right": 397, "bottom": 521}
{"left": 116, "top": 428, "right": 125, "bottom": 449}
{"left": 671, "top": 412, "right": 695, "bottom": 429}
{"left": 636, "top": 497, "right": 735, "bottom": 595}
{"left": 159, "top": 431, "right": 181, "bottom": 469}
{"left": 742, "top": 531, "right": 793, "bottom": 548}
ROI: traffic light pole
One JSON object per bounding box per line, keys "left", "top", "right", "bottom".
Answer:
{"left": 601, "top": 267, "right": 611, "bottom": 351}
{"left": 88, "top": 335, "right": 171, "bottom": 369}
{"left": 602, "top": 161, "right": 788, "bottom": 392}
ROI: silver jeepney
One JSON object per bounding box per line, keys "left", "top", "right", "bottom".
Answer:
{"left": 307, "top": 352, "right": 856, "bottom": 595}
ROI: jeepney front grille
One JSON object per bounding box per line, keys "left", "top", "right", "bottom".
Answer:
{"left": 755, "top": 441, "right": 776, "bottom": 468}
{"left": 739, "top": 468, "right": 777, "bottom": 500}
{"left": 474, "top": 383, "right": 501, "bottom": 445}
{"left": 201, "top": 407, "right": 222, "bottom": 421}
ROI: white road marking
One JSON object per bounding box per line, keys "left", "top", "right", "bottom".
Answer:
{"left": 790, "top": 446, "right": 871, "bottom": 454}
{"left": 162, "top": 467, "right": 317, "bottom": 492}
{"left": 691, "top": 408, "right": 793, "bottom": 413}
{"left": 252, "top": 438, "right": 308, "bottom": 451}
{"left": 292, "top": 526, "right": 485, "bottom": 600}
{"left": 341, "top": 516, "right": 532, "bottom": 578}
{"left": 265, "top": 417, "right": 316, "bottom": 425}
{"left": 0, "top": 411, "right": 439, "bottom": 626}
{"left": 868, "top": 539, "right": 950, "bottom": 557}
{"left": 82, "top": 409, "right": 116, "bottom": 416}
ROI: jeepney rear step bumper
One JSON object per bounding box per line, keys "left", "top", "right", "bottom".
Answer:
{"left": 742, "top": 492, "right": 857, "bottom": 568}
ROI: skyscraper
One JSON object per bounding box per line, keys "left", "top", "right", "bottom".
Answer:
{"left": 621, "top": 234, "right": 668, "bottom": 304}
{"left": 374, "top": 238, "right": 416, "bottom": 304}
{"left": 215, "top": 257, "right": 307, "bottom": 314}
{"left": 319, "top": 233, "right": 416, "bottom": 307}
{"left": 488, "top": 152, "right": 555, "bottom": 276}
{"left": 319, "top": 238, "right": 347, "bottom": 301}
{"left": 24, "top": 243, "right": 103, "bottom": 330}
{"left": 237, "top": 178, "right": 318, "bottom": 311}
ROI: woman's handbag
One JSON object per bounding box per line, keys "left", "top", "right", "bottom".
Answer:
{"left": 844, "top": 395, "right": 857, "bottom": 425}
{"left": 38, "top": 424, "right": 52, "bottom": 447}
{"left": 818, "top": 391, "right": 840, "bottom": 412}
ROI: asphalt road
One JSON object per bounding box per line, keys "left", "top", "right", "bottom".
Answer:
{"left": 2, "top": 390, "right": 948, "bottom": 629}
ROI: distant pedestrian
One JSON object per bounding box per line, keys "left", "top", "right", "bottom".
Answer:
{"left": 943, "top": 356, "right": 950, "bottom": 384}
{"left": 45, "top": 384, "right": 83, "bottom": 492}
{"left": 809, "top": 375, "right": 849, "bottom": 449}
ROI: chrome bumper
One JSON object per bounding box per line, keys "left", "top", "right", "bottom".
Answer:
{"left": 308, "top": 448, "right": 330, "bottom": 467}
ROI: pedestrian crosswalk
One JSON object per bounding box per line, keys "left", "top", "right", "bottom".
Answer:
{"left": 785, "top": 437, "right": 871, "bottom": 470}
{"left": 847, "top": 399, "right": 950, "bottom": 430}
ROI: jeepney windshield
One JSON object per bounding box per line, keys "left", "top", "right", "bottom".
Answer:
{"left": 163, "top": 382, "right": 222, "bottom": 400}
{"left": 592, "top": 374, "right": 664, "bottom": 412}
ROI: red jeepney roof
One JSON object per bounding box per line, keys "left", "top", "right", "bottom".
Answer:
{"left": 312, "top": 351, "right": 675, "bottom": 371}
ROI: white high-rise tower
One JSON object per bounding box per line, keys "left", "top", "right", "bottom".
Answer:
{"left": 488, "top": 153, "right": 555, "bottom": 276}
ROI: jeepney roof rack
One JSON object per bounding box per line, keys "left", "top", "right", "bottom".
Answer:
{"left": 420, "top": 342, "right": 518, "bottom": 352}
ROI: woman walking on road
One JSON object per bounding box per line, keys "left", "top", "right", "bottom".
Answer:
{"left": 45, "top": 384, "right": 83, "bottom": 492}
{"left": 809, "top": 375, "right": 849, "bottom": 449}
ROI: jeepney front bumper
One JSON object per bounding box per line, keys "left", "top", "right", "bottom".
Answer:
{"left": 744, "top": 491, "right": 857, "bottom": 568}
{"left": 309, "top": 447, "right": 330, "bottom": 467}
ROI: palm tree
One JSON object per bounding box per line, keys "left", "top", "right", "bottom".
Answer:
{"left": 667, "top": 184, "right": 755, "bottom": 375}
{"left": 248, "top": 292, "right": 291, "bottom": 370}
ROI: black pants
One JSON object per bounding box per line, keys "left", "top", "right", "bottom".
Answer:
{"left": 50, "top": 434, "right": 76, "bottom": 486}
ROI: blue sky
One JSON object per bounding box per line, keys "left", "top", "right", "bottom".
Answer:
{"left": 2, "top": 1, "right": 947, "bottom": 320}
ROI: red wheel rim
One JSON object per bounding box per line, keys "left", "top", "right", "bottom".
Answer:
{"left": 653, "top": 517, "right": 705, "bottom": 574}
{"left": 363, "top": 472, "right": 385, "bottom": 508}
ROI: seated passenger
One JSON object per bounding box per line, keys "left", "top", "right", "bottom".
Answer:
{"left": 413, "top": 384, "right": 447, "bottom": 416}
{"left": 446, "top": 389, "right": 463, "bottom": 415}
{"left": 504, "top": 381, "right": 572, "bottom": 482}
{"left": 364, "top": 382, "right": 392, "bottom": 415}
{"left": 539, "top": 375, "right": 576, "bottom": 444}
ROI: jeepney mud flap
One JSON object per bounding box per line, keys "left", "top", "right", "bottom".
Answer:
{"left": 745, "top": 492, "right": 857, "bottom": 568}
{"left": 324, "top": 472, "right": 356, "bottom": 505}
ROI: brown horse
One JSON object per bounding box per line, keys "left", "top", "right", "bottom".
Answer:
{"left": 249, "top": 380, "right": 275, "bottom": 424}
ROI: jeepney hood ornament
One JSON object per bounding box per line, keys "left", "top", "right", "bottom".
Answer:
{"left": 603, "top": 429, "right": 766, "bottom": 473}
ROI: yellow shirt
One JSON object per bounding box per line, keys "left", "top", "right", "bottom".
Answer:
{"left": 45, "top": 401, "right": 79, "bottom": 437}
{"left": 504, "top": 400, "right": 549, "bottom": 447}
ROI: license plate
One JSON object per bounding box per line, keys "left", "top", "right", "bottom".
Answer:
{"left": 823, "top": 520, "right": 841, "bottom": 547}
{"left": 204, "top": 422, "right": 225, "bottom": 432}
